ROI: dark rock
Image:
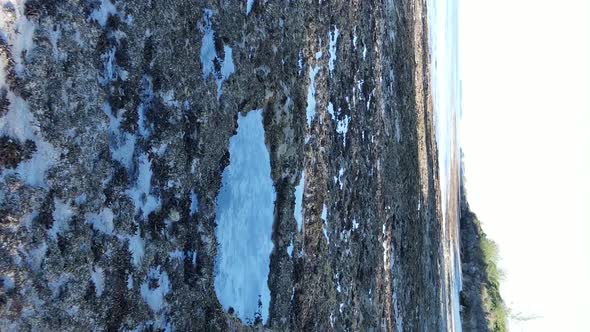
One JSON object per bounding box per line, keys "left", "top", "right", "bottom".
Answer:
{"left": 0, "top": 0, "right": 462, "bottom": 330}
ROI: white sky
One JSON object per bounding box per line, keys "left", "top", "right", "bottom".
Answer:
{"left": 459, "top": 0, "right": 590, "bottom": 331}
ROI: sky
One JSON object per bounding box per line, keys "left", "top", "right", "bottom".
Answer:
{"left": 458, "top": 0, "right": 590, "bottom": 331}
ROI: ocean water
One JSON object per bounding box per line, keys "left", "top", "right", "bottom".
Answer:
{"left": 427, "top": 0, "right": 463, "bottom": 330}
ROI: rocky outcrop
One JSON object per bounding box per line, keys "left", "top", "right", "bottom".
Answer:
{"left": 459, "top": 163, "right": 507, "bottom": 332}
{"left": 1, "top": 0, "right": 457, "bottom": 330}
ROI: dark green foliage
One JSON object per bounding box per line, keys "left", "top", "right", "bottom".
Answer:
{"left": 462, "top": 210, "right": 508, "bottom": 332}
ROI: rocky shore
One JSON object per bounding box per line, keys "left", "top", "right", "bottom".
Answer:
{"left": 1, "top": 0, "right": 459, "bottom": 330}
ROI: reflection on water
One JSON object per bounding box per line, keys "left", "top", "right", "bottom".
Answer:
{"left": 427, "top": 0, "right": 463, "bottom": 330}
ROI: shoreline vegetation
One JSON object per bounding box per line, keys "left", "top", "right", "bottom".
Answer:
{"left": 459, "top": 158, "right": 508, "bottom": 332}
